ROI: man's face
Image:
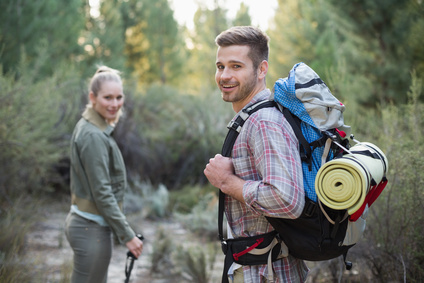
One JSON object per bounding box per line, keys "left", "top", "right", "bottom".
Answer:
{"left": 215, "top": 45, "right": 264, "bottom": 112}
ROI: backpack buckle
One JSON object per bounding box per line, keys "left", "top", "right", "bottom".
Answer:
{"left": 227, "top": 120, "right": 241, "bottom": 132}
{"left": 221, "top": 240, "right": 228, "bottom": 255}
{"left": 303, "top": 199, "right": 317, "bottom": 217}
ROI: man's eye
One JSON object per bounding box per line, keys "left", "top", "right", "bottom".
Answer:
{"left": 217, "top": 65, "right": 224, "bottom": 70}
{"left": 234, "top": 65, "right": 241, "bottom": 69}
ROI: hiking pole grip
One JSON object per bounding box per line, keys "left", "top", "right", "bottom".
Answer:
{"left": 125, "top": 234, "right": 144, "bottom": 283}
{"left": 127, "top": 234, "right": 144, "bottom": 259}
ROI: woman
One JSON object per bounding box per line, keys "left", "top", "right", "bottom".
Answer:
{"left": 65, "top": 66, "right": 143, "bottom": 283}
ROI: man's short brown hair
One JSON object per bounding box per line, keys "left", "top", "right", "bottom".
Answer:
{"left": 215, "top": 26, "right": 269, "bottom": 70}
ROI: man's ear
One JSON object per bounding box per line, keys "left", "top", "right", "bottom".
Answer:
{"left": 258, "top": 60, "right": 268, "bottom": 79}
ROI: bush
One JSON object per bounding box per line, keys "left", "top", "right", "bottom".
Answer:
{"left": 127, "top": 179, "right": 170, "bottom": 219}
{"left": 173, "top": 243, "right": 218, "bottom": 283}
{"left": 169, "top": 184, "right": 214, "bottom": 214}
{"left": 116, "top": 84, "right": 233, "bottom": 190}
{"left": 0, "top": 59, "right": 82, "bottom": 201}
{"left": 149, "top": 226, "right": 175, "bottom": 276}
{"left": 357, "top": 71, "right": 424, "bottom": 282}
{"left": 174, "top": 188, "right": 218, "bottom": 240}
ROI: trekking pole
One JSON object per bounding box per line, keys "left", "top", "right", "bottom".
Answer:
{"left": 124, "top": 234, "right": 144, "bottom": 283}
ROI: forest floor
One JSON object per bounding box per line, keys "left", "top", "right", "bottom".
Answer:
{"left": 25, "top": 199, "right": 364, "bottom": 283}
{"left": 26, "top": 200, "right": 224, "bottom": 283}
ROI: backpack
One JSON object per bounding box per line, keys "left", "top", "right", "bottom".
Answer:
{"left": 218, "top": 62, "right": 389, "bottom": 281}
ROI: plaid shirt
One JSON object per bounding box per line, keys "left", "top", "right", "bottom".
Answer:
{"left": 226, "top": 89, "right": 308, "bottom": 282}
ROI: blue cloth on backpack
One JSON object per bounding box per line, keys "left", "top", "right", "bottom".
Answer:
{"left": 274, "top": 63, "right": 331, "bottom": 202}
{"left": 299, "top": 123, "right": 330, "bottom": 202}
{"left": 274, "top": 63, "right": 318, "bottom": 129}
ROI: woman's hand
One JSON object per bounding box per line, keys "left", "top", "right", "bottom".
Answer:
{"left": 126, "top": 236, "right": 144, "bottom": 259}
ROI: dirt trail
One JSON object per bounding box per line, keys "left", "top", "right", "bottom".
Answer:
{"left": 27, "top": 206, "right": 224, "bottom": 283}
{"left": 26, "top": 204, "right": 331, "bottom": 283}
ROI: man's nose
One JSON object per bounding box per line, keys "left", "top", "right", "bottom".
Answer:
{"left": 220, "top": 67, "right": 232, "bottom": 80}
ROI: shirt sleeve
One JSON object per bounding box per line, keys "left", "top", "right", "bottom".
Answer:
{"left": 241, "top": 115, "right": 305, "bottom": 219}
{"left": 77, "top": 131, "right": 135, "bottom": 243}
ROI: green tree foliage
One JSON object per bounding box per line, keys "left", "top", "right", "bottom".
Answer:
{"left": 115, "top": 84, "right": 233, "bottom": 190}
{"left": 359, "top": 72, "right": 424, "bottom": 282}
{"left": 267, "top": 0, "right": 316, "bottom": 83}
{"left": 0, "top": 0, "right": 85, "bottom": 78}
{"left": 266, "top": 0, "right": 424, "bottom": 115}
{"left": 327, "top": 0, "right": 424, "bottom": 105}
{"left": 0, "top": 55, "right": 82, "bottom": 201}
{"left": 267, "top": 0, "right": 370, "bottom": 105}
{"left": 233, "top": 3, "right": 252, "bottom": 26}
{"left": 408, "top": 1, "right": 424, "bottom": 78}
{"left": 124, "top": 0, "right": 185, "bottom": 87}
{"left": 78, "top": 0, "right": 126, "bottom": 77}
{"left": 187, "top": 4, "right": 229, "bottom": 92}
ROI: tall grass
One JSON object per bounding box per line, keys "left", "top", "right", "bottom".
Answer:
{"left": 0, "top": 197, "right": 45, "bottom": 282}
{"left": 351, "top": 71, "right": 424, "bottom": 282}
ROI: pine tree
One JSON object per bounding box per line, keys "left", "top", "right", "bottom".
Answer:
{"left": 124, "top": 0, "right": 185, "bottom": 87}
{"left": 267, "top": 0, "right": 370, "bottom": 106}
{"left": 0, "top": 0, "right": 85, "bottom": 78}
{"left": 233, "top": 3, "right": 252, "bottom": 27}
{"left": 79, "top": 0, "right": 126, "bottom": 76}
{"left": 326, "top": 0, "right": 423, "bottom": 105}
{"left": 186, "top": 3, "right": 229, "bottom": 92}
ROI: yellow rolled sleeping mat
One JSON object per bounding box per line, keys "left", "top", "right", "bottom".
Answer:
{"left": 315, "top": 142, "right": 388, "bottom": 215}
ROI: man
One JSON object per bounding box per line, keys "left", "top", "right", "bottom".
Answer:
{"left": 204, "top": 26, "right": 308, "bottom": 282}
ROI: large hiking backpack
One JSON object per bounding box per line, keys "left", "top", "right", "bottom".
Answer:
{"left": 218, "top": 62, "right": 389, "bottom": 280}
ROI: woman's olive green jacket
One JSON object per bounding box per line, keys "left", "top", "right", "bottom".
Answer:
{"left": 70, "top": 107, "right": 135, "bottom": 244}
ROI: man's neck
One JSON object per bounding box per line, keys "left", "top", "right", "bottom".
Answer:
{"left": 232, "top": 86, "right": 267, "bottom": 113}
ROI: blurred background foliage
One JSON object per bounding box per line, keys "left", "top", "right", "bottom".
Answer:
{"left": 1, "top": 0, "right": 423, "bottom": 281}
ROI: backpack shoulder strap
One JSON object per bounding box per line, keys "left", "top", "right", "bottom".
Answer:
{"left": 281, "top": 107, "right": 313, "bottom": 170}
{"left": 221, "top": 100, "right": 276, "bottom": 157}
{"left": 219, "top": 99, "right": 276, "bottom": 241}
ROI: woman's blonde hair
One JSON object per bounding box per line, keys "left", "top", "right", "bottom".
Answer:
{"left": 89, "top": 66, "right": 123, "bottom": 97}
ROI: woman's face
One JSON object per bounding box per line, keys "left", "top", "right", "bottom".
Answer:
{"left": 90, "top": 80, "right": 124, "bottom": 124}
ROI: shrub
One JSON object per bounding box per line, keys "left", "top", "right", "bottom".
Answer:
{"left": 116, "top": 84, "right": 233, "bottom": 190}
{"left": 149, "top": 226, "right": 176, "bottom": 277}
{"left": 173, "top": 242, "right": 218, "bottom": 283}
{"left": 174, "top": 189, "right": 218, "bottom": 240}
{"left": 127, "top": 179, "right": 170, "bottom": 219}
{"left": 169, "top": 184, "right": 213, "bottom": 214}
{"left": 357, "top": 71, "right": 424, "bottom": 282}
{"left": 0, "top": 59, "right": 82, "bottom": 200}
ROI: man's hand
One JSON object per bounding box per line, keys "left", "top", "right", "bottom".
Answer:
{"left": 204, "top": 154, "right": 245, "bottom": 203}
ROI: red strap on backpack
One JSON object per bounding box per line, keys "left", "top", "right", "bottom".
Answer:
{"left": 335, "top": 128, "right": 346, "bottom": 138}
{"left": 232, "top": 238, "right": 264, "bottom": 261}
{"left": 349, "top": 178, "right": 388, "bottom": 221}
